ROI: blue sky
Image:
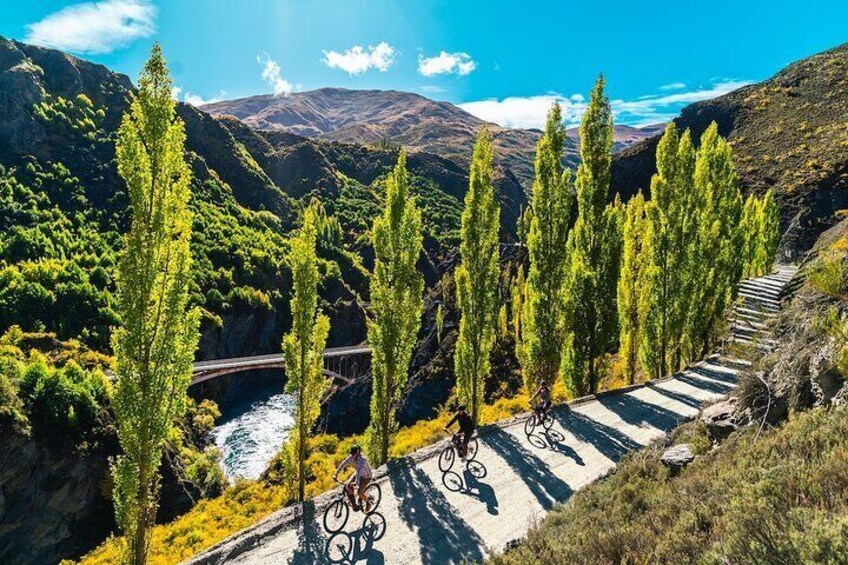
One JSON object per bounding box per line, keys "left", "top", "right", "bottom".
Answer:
{"left": 3, "top": 0, "right": 848, "bottom": 128}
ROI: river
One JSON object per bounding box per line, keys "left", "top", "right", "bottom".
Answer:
{"left": 211, "top": 380, "right": 296, "bottom": 480}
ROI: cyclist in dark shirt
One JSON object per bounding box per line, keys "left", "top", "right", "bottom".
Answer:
{"left": 529, "top": 380, "right": 552, "bottom": 426}
{"left": 444, "top": 404, "right": 475, "bottom": 460}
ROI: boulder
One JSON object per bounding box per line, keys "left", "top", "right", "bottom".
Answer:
{"left": 701, "top": 399, "right": 739, "bottom": 442}
{"left": 661, "top": 444, "right": 695, "bottom": 475}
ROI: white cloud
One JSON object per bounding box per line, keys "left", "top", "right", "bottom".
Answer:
{"left": 322, "top": 42, "right": 395, "bottom": 75}
{"left": 418, "top": 51, "right": 476, "bottom": 77}
{"left": 460, "top": 79, "right": 753, "bottom": 129}
{"left": 659, "top": 81, "right": 687, "bottom": 91}
{"left": 257, "top": 53, "right": 296, "bottom": 96}
{"left": 171, "top": 86, "right": 225, "bottom": 107}
{"left": 24, "top": 0, "right": 156, "bottom": 54}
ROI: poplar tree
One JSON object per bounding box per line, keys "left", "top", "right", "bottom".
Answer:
{"left": 760, "top": 189, "right": 781, "bottom": 272}
{"left": 454, "top": 128, "right": 500, "bottom": 424}
{"left": 617, "top": 192, "right": 649, "bottom": 384}
{"left": 740, "top": 193, "right": 762, "bottom": 278}
{"left": 520, "top": 103, "right": 573, "bottom": 392}
{"left": 562, "top": 76, "right": 617, "bottom": 395}
{"left": 366, "top": 150, "right": 424, "bottom": 465}
{"left": 640, "top": 125, "right": 696, "bottom": 378}
{"left": 111, "top": 45, "right": 200, "bottom": 565}
{"left": 685, "top": 123, "right": 743, "bottom": 358}
{"left": 282, "top": 202, "right": 330, "bottom": 502}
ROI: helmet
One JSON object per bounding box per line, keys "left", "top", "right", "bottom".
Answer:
{"left": 349, "top": 444, "right": 362, "bottom": 455}
{"left": 457, "top": 404, "right": 466, "bottom": 412}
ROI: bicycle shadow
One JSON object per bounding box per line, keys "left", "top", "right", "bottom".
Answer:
{"left": 439, "top": 461, "right": 499, "bottom": 516}
{"left": 388, "top": 460, "right": 486, "bottom": 564}
{"left": 324, "top": 513, "right": 387, "bottom": 564}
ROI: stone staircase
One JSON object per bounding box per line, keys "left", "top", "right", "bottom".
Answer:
{"left": 728, "top": 265, "right": 799, "bottom": 350}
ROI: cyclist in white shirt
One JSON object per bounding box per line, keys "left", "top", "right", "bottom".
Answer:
{"left": 333, "top": 444, "right": 373, "bottom": 512}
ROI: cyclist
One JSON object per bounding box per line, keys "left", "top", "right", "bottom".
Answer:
{"left": 529, "top": 380, "right": 552, "bottom": 426}
{"left": 444, "top": 404, "right": 475, "bottom": 461}
{"left": 333, "top": 445, "right": 373, "bottom": 512}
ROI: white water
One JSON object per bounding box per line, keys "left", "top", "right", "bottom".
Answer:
{"left": 212, "top": 384, "right": 296, "bottom": 480}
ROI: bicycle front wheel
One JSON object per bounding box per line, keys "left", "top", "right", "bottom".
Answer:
{"left": 323, "top": 498, "right": 349, "bottom": 533}
{"left": 542, "top": 410, "right": 555, "bottom": 430}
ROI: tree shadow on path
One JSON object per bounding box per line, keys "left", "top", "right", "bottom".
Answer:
{"left": 646, "top": 383, "right": 704, "bottom": 410}
{"left": 556, "top": 409, "right": 643, "bottom": 463}
{"left": 598, "top": 393, "right": 688, "bottom": 432}
{"left": 687, "top": 364, "right": 740, "bottom": 385}
{"left": 290, "top": 501, "right": 327, "bottom": 565}
{"left": 388, "top": 460, "right": 486, "bottom": 564}
{"left": 676, "top": 372, "right": 735, "bottom": 395}
{"left": 483, "top": 427, "right": 573, "bottom": 510}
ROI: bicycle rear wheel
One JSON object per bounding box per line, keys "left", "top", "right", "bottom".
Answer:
{"left": 438, "top": 445, "right": 455, "bottom": 472}
{"left": 466, "top": 437, "right": 479, "bottom": 461}
{"left": 323, "top": 498, "right": 349, "bottom": 534}
{"left": 524, "top": 414, "right": 537, "bottom": 435}
{"left": 364, "top": 482, "right": 382, "bottom": 513}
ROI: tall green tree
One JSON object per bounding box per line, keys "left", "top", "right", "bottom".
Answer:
{"left": 617, "top": 192, "right": 649, "bottom": 384}
{"left": 454, "top": 128, "right": 500, "bottom": 424}
{"left": 111, "top": 45, "right": 201, "bottom": 565}
{"left": 366, "top": 150, "right": 424, "bottom": 465}
{"left": 684, "top": 123, "right": 743, "bottom": 359}
{"left": 760, "top": 189, "right": 781, "bottom": 272}
{"left": 742, "top": 189, "right": 780, "bottom": 277}
{"left": 282, "top": 202, "right": 330, "bottom": 502}
{"left": 640, "top": 125, "right": 696, "bottom": 378}
{"left": 562, "top": 76, "right": 618, "bottom": 395}
{"left": 740, "top": 193, "right": 762, "bottom": 278}
{"left": 520, "top": 103, "right": 573, "bottom": 392}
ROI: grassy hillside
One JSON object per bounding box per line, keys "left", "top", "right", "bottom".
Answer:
{"left": 611, "top": 43, "right": 848, "bottom": 260}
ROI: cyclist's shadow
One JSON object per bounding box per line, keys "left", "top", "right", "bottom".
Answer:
{"left": 324, "top": 512, "right": 387, "bottom": 564}
{"left": 526, "top": 414, "right": 585, "bottom": 465}
{"left": 441, "top": 460, "right": 499, "bottom": 515}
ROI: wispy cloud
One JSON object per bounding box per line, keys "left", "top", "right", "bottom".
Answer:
{"left": 419, "top": 85, "right": 447, "bottom": 94}
{"left": 25, "top": 0, "right": 156, "bottom": 54}
{"left": 322, "top": 42, "right": 395, "bottom": 75}
{"left": 171, "top": 86, "right": 225, "bottom": 107}
{"left": 659, "top": 81, "right": 687, "bottom": 91}
{"left": 459, "top": 79, "right": 753, "bottom": 129}
{"left": 418, "top": 51, "right": 476, "bottom": 77}
{"left": 257, "top": 53, "right": 296, "bottom": 96}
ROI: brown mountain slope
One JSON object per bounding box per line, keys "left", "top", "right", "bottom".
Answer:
{"left": 611, "top": 43, "right": 848, "bottom": 260}
{"left": 203, "top": 88, "right": 660, "bottom": 189}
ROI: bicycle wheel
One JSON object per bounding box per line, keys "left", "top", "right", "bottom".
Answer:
{"left": 524, "top": 414, "right": 536, "bottom": 435}
{"left": 466, "top": 437, "right": 479, "bottom": 462}
{"left": 364, "top": 482, "right": 382, "bottom": 513}
{"left": 542, "top": 410, "right": 555, "bottom": 430}
{"left": 323, "top": 498, "right": 349, "bottom": 534}
{"left": 438, "top": 445, "right": 455, "bottom": 472}
{"left": 325, "top": 531, "right": 352, "bottom": 563}
{"left": 362, "top": 512, "right": 387, "bottom": 542}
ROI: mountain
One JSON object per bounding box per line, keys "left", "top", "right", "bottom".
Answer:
{"left": 202, "top": 88, "right": 661, "bottom": 189}
{"left": 611, "top": 43, "right": 848, "bottom": 260}
{"left": 0, "top": 36, "right": 526, "bottom": 362}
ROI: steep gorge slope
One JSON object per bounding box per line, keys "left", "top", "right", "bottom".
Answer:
{"left": 611, "top": 42, "right": 848, "bottom": 259}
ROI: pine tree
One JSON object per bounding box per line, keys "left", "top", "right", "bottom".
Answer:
{"left": 454, "top": 128, "right": 500, "bottom": 424}
{"left": 282, "top": 202, "right": 330, "bottom": 502}
{"left": 111, "top": 45, "right": 201, "bottom": 565}
{"left": 684, "top": 123, "right": 743, "bottom": 359}
{"left": 520, "top": 103, "right": 573, "bottom": 392}
{"left": 562, "top": 76, "right": 617, "bottom": 395}
{"left": 366, "top": 150, "right": 424, "bottom": 465}
{"left": 617, "top": 192, "right": 648, "bottom": 384}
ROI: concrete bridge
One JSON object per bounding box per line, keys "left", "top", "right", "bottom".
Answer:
{"left": 189, "top": 344, "right": 371, "bottom": 387}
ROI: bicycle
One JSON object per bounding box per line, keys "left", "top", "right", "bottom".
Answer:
{"left": 524, "top": 404, "right": 554, "bottom": 435}
{"left": 438, "top": 431, "right": 478, "bottom": 472}
{"left": 323, "top": 478, "right": 382, "bottom": 534}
